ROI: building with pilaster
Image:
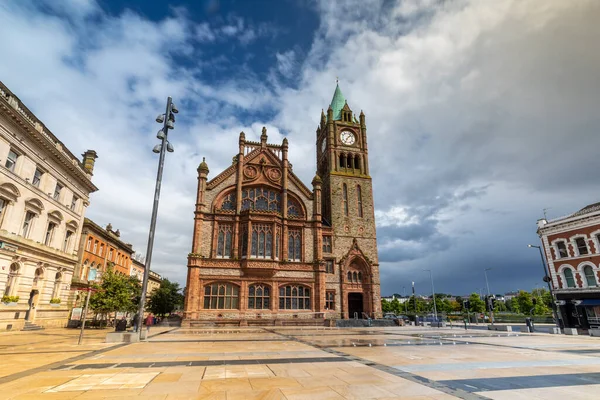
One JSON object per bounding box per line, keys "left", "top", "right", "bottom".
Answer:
{"left": 0, "top": 81, "right": 98, "bottom": 330}
{"left": 183, "top": 84, "right": 381, "bottom": 326}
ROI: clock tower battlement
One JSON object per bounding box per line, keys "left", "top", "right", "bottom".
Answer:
{"left": 315, "top": 83, "right": 380, "bottom": 318}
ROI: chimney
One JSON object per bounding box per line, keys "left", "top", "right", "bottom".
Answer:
{"left": 82, "top": 150, "right": 98, "bottom": 175}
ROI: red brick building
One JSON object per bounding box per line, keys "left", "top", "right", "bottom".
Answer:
{"left": 72, "top": 219, "right": 134, "bottom": 290}
{"left": 183, "top": 85, "right": 381, "bottom": 326}
{"left": 537, "top": 202, "right": 600, "bottom": 330}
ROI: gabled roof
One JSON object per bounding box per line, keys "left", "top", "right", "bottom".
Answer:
{"left": 206, "top": 146, "right": 313, "bottom": 199}
{"left": 330, "top": 83, "right": 346, "bottom": 121}
{"left": 571, "top": 202, "right": 600, "bottom": 217}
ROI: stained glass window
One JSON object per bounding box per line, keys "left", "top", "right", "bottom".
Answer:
{"left": 288, "top": 229, "right": 301, "bottom": 261}
{"left": 216, "top": 224, "right": 233, "bottom": 257}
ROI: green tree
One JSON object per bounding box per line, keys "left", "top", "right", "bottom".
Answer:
{"left": 468, "top": 293, "right": 485, "bottom": 313}
{"left": 147, "top": 279, "right": 184, "bottom": 316}
{"left": 89, "top": 266, "right": 141, "bottom": 316}
{"left": 381, "top": 299, "right": 392, "bottom": 313}
{"left": 515, "top": 290, "right": 534, "bottom": 315}
{"left": 449, "top": 300, "right": 462, "bottom": 312}
{"left": 455, "top": 296, "right": 464, "bottom": 310}
{"left": 494, "top": 300, "right": 507, "bottom": 312}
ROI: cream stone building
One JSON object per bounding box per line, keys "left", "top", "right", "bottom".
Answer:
{"left": 0, "top": 81, "right": 98, "bottom": 331}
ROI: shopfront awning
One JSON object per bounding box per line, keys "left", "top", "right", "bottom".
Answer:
{"left": 580, "top": 299, "right": 600, "bottom": 306}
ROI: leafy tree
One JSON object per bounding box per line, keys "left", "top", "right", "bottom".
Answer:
{"left": 515, "top": 290, "right": 534, "bottom": 315}
{"left": 468, "top": 293, "right": 485, "bottom": 313}
{"left": 494, "top": 301, "right": 508, "bottom": 312}
{"left": 147, "top": 279, "right": 184, "bottom": 316}
{"left": 449, "top": 300, "right": 462, "bottom": 312}
{"left": 89, "top": 266, "right": 141, "bottom": 316}
{"left": 455, "top": 296, "right": 464, "bottom": 310}
{"left": 381, "top": 299, "right": 392, "bottom": 313}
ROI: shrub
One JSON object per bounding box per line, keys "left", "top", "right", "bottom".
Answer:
{"left": 2, "top": 295, "right": 19, "bottom": 303}
{"left": 50, "top": 298, "right": 61, "bottom": 304}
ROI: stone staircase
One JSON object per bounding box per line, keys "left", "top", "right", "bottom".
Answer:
{"left": 21, "top": 321, "right": 44, "bottom": 331}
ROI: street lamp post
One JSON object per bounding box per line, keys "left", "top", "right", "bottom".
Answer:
{"left": 484, "top": 268, "right": 494, "bottom": 324}
{"left": 137, "top": 97, "right": 178, "bottom": 341}
{"left": 528, "top": 244, "right": 561, "bottom": 330}
{"left": 423, "top": 269, "right": 438, "bottom": 321}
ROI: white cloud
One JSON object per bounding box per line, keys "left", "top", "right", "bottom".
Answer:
{"left": 0, "top": 0, "right": 598, "bottom": 295}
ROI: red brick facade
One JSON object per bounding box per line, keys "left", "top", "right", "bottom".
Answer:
{"left": 183, "top": 87, "right": 381, "bottom": 325}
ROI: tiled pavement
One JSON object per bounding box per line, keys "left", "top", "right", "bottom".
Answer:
{"left": 1, "top": 326, "right": 600, "bottom": 399}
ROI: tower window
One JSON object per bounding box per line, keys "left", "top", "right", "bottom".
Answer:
{"left": 325, "top": 260, "right": 334, "bottom": 273}
{"left": 357, "top": 185, "right": 363, "bottom": 218}
{"left": 342, "top": 184, "right": 348, "bottom": 216}
{"left": 354, "top": 155, "right": 360, "bottom": 171}
{"left": 339, "top": 154, "right": 345, "bottom": 168}
{"left": 322, "top": 236, "right": 332, "bottom": 253}
{"left": 347, "top": 154, "right": 352, "bottom": 169}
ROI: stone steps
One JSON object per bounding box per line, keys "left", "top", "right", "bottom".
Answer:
{"left": 22, "top": 322, "right": 44, "bottom": 331}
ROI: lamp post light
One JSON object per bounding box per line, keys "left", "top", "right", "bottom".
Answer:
{"left": 137, "top": 97, "right": 178, "bottom": 341}
{"left": 423, "top": 269, "right": 438, "bottom": 321}
{"left": 484, "top": 268, "right": 494, "bottom": 324}
{"left": 528, "top": 244, "right": 561, "bottom": 330}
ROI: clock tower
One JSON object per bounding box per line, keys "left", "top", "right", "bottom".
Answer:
{"left": 316, "top": 83, "right": 381, "bottom": 319}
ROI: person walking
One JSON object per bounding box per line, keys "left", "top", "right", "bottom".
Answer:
{"left": 132, "top": 313, "right": 139, "bottom": 332}
{"left": 145, "top": 313, "right": 154, "bottom": 334}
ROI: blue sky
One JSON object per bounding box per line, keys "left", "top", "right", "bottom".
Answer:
{"left": 1, "top": 0, "right": 599, "bottom": 297}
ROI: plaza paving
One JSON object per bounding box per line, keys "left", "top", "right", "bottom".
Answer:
{"left": 1, "top": 325, "right": 600, "bottom": 399}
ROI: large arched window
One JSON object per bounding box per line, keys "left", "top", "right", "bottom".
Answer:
{"left": 4, "top": 263, "right": 20, "bottom": 297}
{"left": 342, "top": 184, "right": 348, "bottom": 216}
{"left": 288, "top": 229, "right": 301, "bottom": 261}
{"left": 251, "top": 224, "right": 273, "bottom": 258}
{"left": 584, "top": 265, "right": 597, "bottom": 287}
{"left": 357, "top": 185, "right": 363, "bottom": 218}
{"left": 279, "top": 285, "right": 310, "bottom": 310}
{"left": 241, "top": 188, "right": 281, "bottom": 212}
{"left": 248, "top": 284, "right": 270, "bottom": 309}
{"left": 217, "top": 224, "right": 233, "bottom": 258}
{"left": 287, "top": 197, "right": 304, "bottom": 218}
{"left": 219, "top": 192, "right": 236, "bottom": 211}
{"left": 564, "top": 268, "right": 576, "bottom": 288}
{"left": 203, "top": 283, "right": 239, "bottom": 309}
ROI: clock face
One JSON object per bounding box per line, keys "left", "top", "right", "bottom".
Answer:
{"left": 340, "top": 131, "right": 356, "bottom": 145}
{"left": 321, "top": 138, "right": 327, "bottom": 152}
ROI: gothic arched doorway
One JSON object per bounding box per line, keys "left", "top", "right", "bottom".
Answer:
{"left": 348, "top": 293, "right": 363, "bottom": 318}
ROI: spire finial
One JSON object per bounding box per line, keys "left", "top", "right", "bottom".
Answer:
{"left": 336, "top": 76, "right": 339, "bottom": 84}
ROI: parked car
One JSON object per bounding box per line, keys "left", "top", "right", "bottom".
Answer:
{"left": 383, "top": 313, "right": 398, "bottom": 319}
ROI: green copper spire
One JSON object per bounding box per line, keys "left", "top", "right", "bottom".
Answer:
{"left": 329, "top": 83, "right": 346, "bottom": 121}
